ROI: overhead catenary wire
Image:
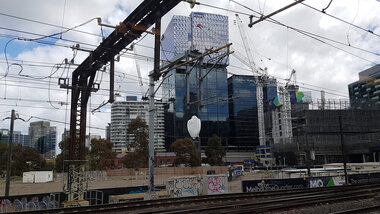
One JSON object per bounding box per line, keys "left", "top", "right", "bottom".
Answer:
{"left": 0, "top": 12, "right": 102, "bottom": 38}
{"left": 299, "top": 1, "right": 380, "bottom": 39}
{"left": 226, "top": 1, "right": 380, "bottom": 63}
{"left": 0, "top": 45, "right": 350, "bottom": 99}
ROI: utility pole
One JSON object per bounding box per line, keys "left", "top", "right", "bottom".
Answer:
{"left": 339, "top": 115, "right": 348, "bottom": 185}
{"left": 148, "top": 12, "right": 161, "bottom": 193}
{"left": 5, "top": 109, "right": 15, "bottom": 197}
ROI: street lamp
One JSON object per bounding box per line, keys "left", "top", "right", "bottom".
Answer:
{"left": 187, "top": 115, "right": 201, "bottom": 159}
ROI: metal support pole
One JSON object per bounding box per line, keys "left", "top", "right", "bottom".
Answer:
{"left": 109, "top": 58, "right": 115, "bottom": 103}
{"left": 339, "top": 115, "right": 348, "bottom": 184}
{"left": 148, "top": 16, "right": 161, "bottom": 193}
{"left": 5, "top": 109, "right": 15, "bottom": 197}
{"left": 148, "top": 73, "right": 155, "bottom": 193}
{"left": 248, "top": 0, "right": 305, "bottom": 27}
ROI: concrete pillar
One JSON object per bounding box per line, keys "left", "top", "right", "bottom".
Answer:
{"left": 373, "top": 152, "right": 376, "bottom": 162}
{"left": 362, "top": 154, "right": 366, "bottom": 163}
{"left": 324, "top": 155, "right": 327, "bottom": 164}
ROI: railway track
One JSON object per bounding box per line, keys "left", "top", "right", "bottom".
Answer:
{"left": 13, "top": 184, "right": 380, "bottom": 213}
{"left": 331, "top": 204, "right": 380, "bottom": 214}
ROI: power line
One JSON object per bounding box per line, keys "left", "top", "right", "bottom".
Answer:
{"left": 193, "top": 2, "right": 256, "bottom": 17}
{"left": 299, "top": 1, "right": 380, "bottom": 39}
{"left": 0, "top": 12, "right": 102, "bottom": 37}
{"left": 18, "top": 114, "right": 106, "bottom": 130}
{"left": 229, "top": 1, "right": 379, "bottom": 64}
{"left": 0, "top": 39, "right": 351, "bottom": 98}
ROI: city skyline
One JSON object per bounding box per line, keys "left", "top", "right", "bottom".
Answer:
{"left": 0, "top": 0, "right": 380, "bottom": 154}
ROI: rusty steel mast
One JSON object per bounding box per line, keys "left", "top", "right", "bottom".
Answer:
{"left": 64, "top": 0, "right": 181, "bottom": 204}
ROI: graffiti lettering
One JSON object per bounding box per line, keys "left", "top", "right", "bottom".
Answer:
{"left": 0, "top": 195, "right": 59, "bottom": 213}
{"left": 309, "top": 179, "right": 324, "bottom": 188}
{"left": 167, "top": 177, "right": 200, "bottom": 198}
{"left": 207, "top": 176, "right": 227, "bottom": 193}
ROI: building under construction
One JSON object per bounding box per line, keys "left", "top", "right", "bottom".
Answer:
{"left": 269, "top": 100, "right": 380, "bottom": 166}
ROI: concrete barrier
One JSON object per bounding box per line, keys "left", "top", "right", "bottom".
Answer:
{"left": 106, "top": 166, "right": 228, "bottom": 177}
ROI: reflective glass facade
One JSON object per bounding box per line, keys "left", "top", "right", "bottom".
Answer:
{"left": 29, "top": 121, "right": 56, "bottom": 159}
{"left": 228, "top": 75, "right": 277, "bottom": 151}
{"left": 161, "top": 12, "right": 229, "bottom": 65}
{"left": 163, "top": 66, "right": 229, "bottom": 150}
{"left": 162, "top": 12, "right": 230, "bottom": 150}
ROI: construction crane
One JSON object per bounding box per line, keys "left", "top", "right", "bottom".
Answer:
{"left": 132, "top": 44, "right": 144, "bottom": 88}
{"left": 235, "top": 14, "right": 267, "bottom": 146}
{"left": 283, "top": 69, "right": 298, "bottom": 141}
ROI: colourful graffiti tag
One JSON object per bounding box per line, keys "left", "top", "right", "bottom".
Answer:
{"left": 0, "top": 195, "right": 58, "bottom": 213}
{"left": 207, "top": 176, "right": 227, "bottom": 193}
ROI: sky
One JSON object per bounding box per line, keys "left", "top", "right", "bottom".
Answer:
{"left": 0, "top": 0, "right": 379, "bottom": 154}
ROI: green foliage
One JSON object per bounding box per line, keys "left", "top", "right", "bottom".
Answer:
{"left": 88, "top": 138, "right": 116, "bottom": 170}
{"left": 11, "top": 144, "right": 46, "bottom": 176}
{"left": 205, "top": 135, "right": 225, "bottom": 166}
{"left": 55, "top": 138, "right": 69, "bottom": 172}
{"left": 171, "top": 138, "right": 200, "bottom": 167}
{"left": 122, "top": 117, "right": 149, "bottom": 169}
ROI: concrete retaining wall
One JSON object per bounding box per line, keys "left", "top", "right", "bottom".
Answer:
{"left": 106, "top": 166, "right": 228, "bottom": 177}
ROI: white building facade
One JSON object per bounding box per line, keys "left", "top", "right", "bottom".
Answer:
{"left": 110, "top": 97, "right": 165, "bottom": 153}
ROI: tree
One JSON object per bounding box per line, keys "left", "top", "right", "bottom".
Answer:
{"left": 55, "top": 137, "right": 69, "bottom": 173}
{"left": 88, "top": 139, "right": 116, "bottom": 170}
{"left": 171, "top": 138, "right": 200, "bottom": 167}
{"left": 11, "top": 145, "right": 46, "bottom": 176}
{"left": 122, "top": 117, "right": 149, "bottom": 168}
{"left": 205, "top": 135, "right": 225, "bottom": 166}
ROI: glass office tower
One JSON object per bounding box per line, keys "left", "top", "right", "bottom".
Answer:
{"left": 161, "top": 12, "right": 229, "bottom": 149}
{"left": 228, "top": 75, "right": 277, "bottom": 151}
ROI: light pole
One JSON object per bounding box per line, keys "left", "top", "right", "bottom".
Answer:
{"left": 339, "top": 115, "right": 348, "bottom": 185}
{"left": 5, "top": 110, "right": 15, "bottom": 197}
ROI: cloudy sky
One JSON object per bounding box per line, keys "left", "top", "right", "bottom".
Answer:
{"left": 0, "top": 0, "right": 379, "bottom": 153}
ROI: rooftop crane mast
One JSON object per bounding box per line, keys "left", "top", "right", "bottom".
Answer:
{"left": 282, "top": 69, "right": 298, "bottom": 141}
{"left": 235, "top": 14, "right": 267, "bottom": 146}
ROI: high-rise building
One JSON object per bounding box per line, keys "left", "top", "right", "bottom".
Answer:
{"left": 161, "top": 12, "right": 229, "bottom": 64}
{"left": 13, "top": 131, "right": 30, "bottom": 147}
{"left": 110, "top": 96, "right": 165, "bottom": 153}
{"left": 85, "top": 134, "right": 101, "bottom": 149}
{"left": 227, "top": 75, "right": 277, "bottom": 151}
{"left": 106, "top": 125, "right": 111, "bottom": 141}
{"left": 349, "top": 64, "right": 380, "bottom": 109}
{"left": 29, "top": 121, "right": 56, "bottom": 159}
{"left": 0, "top": 129, "right": 9, "bottom": 143}
{"left": 161, "top": 12, "right": 230, "bottom": 150}
{"left": 61, "top": 128, "right": 70, "bottom": 141}
{"left": 272, "top": 102, "right": 380, "bottom": 165}
{"left": 0, "top": 129, "right": 30, "bottom": 147}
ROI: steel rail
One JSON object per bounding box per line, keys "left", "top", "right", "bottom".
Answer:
{"left": 13, "top": 184, "right": 380, "bottom": 213}
{"left": 147, "top": 187, "right": 380, "bottom": 214}
{"left": 331, "top": 204, "right": 380, "bottom": 214}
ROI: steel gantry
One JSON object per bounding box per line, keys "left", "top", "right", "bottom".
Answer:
{"left": 64, "top": 0, "right": 182, "bottom": 206}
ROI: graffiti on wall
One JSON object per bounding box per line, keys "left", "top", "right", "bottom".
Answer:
{"left": 307, "top": 176, "right": 345, "bottom": 188}
{"left": 244, "top": 178, "right": 306, "bottom": 192}
{"left": 0, "top": 195, "right": 59, "bottom": 213}
{"left": 167, "top": 176, "right": 200, "bottom": 198}
{"left": 243, "top": 173, "right": 380, "bottom": 193}
{"left": 206, "top": 176, "right": 228, "bottom": 194}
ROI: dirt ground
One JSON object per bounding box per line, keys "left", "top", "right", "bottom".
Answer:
{"left": 0, "top": 171, "right": 273, "bottom": 197}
